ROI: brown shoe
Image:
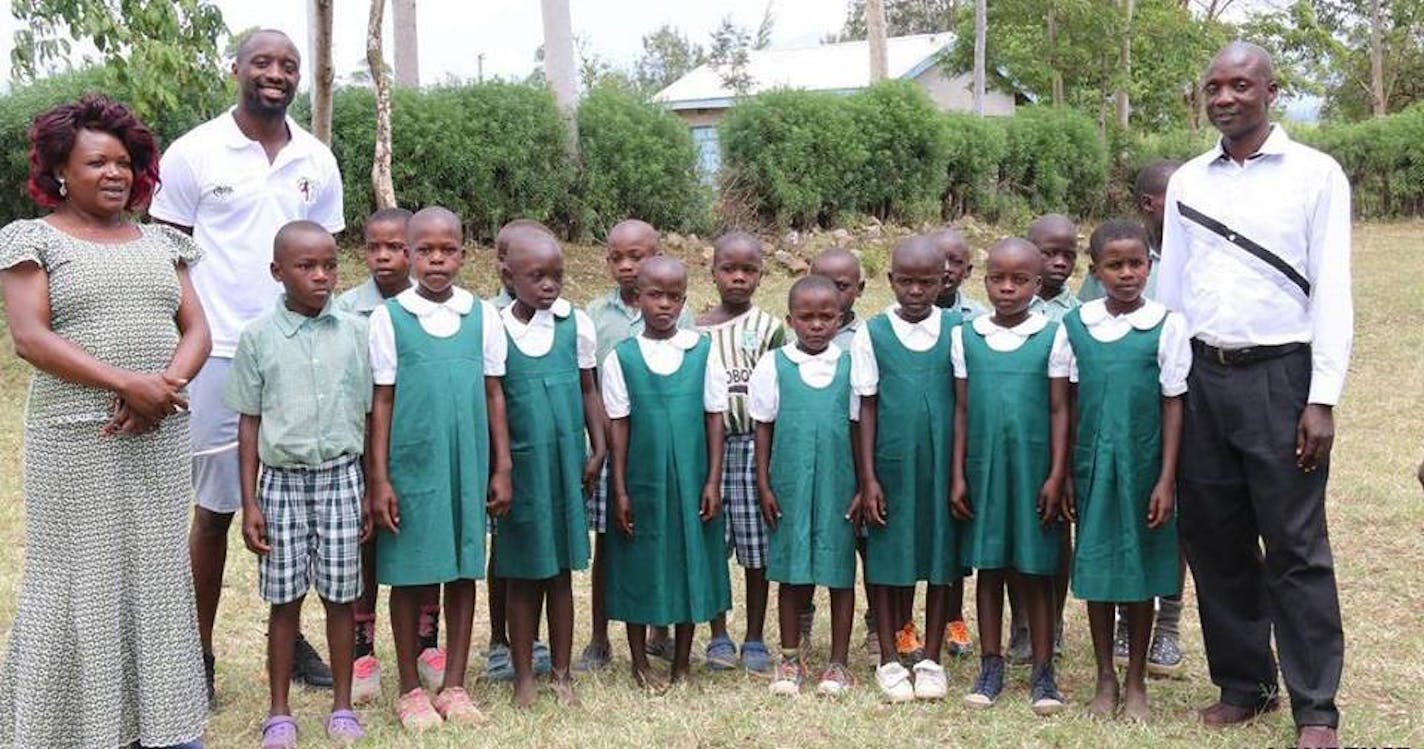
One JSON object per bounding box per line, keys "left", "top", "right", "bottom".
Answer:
{"left": 1199, "top": 698, "right": 1279, "bottom": 727}
{"left": 1296, "top": 725, "right": 1338, "bottom": 749}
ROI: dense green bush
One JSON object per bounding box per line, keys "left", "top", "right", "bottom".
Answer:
{"left": 1299, "top": 106, "right": 1424, "bottom": 218}
{"left": 941, "top": 112, "right": 1007, "bottom": 219}
{"left": 719, "top": 89, "right": 868, "bottom": 229}
{"left": 576, "top": 85, "right": 710, "bottom": 237}
{"left": 329, "top": 83, "right": 577, "bottom": 242}
{"left": 846, "top": 81, "right": 949, "bottom": 224}
{"left": 998, "top": 106, "right": 1109, "bottom": 219}
{"left": 0, "top": 66, "right": 226, "bottom": 224}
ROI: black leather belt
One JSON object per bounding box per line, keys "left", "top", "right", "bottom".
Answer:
{"left": 1192, "top": 339, "right": 1306, "bottom": 367}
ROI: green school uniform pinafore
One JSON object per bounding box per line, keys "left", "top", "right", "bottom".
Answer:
{"left": 376, "top": 299, "right": 489, "bottom": 586}
{"left": 605, "top": 336, "right": 732, "bottom": 626}
{"left": 766, "top": 350, "right": 857, "bottom": 589}
{"left": 1064, "top": 310, "right": 1181, "bottom": 602}
{"left": 961, "top": 320, "right": 1059, "bottom": 576}
{"left": 865, "top": 310, "right": 962, "bottom": 587}
{"left": 492, "top": 313, "right": 591, "bottom": 580}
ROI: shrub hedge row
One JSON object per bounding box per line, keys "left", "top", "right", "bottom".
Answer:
{"left": 1, "top": 71, "right": 1420, "bottom": 235}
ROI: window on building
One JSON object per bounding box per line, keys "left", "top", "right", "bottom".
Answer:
{"left": 691, "top": 126, "right": 720, "bottom": 180}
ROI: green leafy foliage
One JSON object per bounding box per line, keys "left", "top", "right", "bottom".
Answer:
{"left": 1298, "top": 104, "right": 1424, "bottom": 216}
{"left": 998, "top": 106, "right": 1109, "bottom": 218}
{"left": 846, "top": 81, "right": 951, "bottom": 223}
{"left": 941, "top": 112, "right": 1008, "bottom": 218}
{"left": 576, "top": 86, "right": 711, "bottom": 236}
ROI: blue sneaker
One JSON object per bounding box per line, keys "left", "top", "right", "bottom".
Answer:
{"left": 533, "top": 640, "right": 552, "bottom": 676}
{"left": 485, "top": 643, "right": 514, "bottom": 682}
{"left": 705, "top": 635, "right": 737, "bottom": 671}
{"left": 740, "top": 640, "right": 771, "bottom": 674}
{"left": 964, "top": 654, "right": 1005, "bottom": 709}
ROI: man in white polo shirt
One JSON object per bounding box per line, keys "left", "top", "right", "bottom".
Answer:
{"left": 150, "top": 28, "right": 345, "bottom": 708}
{"left": 1158, "top": 42, "right": 1350, "bottom": 749}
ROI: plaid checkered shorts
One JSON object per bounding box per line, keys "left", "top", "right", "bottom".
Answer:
{"left": 257, "top": 454, "right": 364, "bottom": 605}
{"left": 722, "top": 433, "right": 768, "bottom": 569}
{"left": 586, "top": 460, "right": 610, "bottom": 534}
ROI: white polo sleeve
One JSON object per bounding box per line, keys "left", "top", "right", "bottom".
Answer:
{"left": 480, "top": 300, "right": 507, "bottom": 377}
{"left": 746, "top": 351, "right": 779, "bottom": 423}
{"left": 310, "top": 150, "right": 346, "bottom": 233}
{"left": 574, "top": 310, "right": 597, "bottom": 369}
{"left": 849, "top": 323, "right": 879, "bottom": 396}
{"left": 149, "top": 143, "right": 200, "bottom": 227}
{"left": 368, "top": 304, "right": 398, "bottom": 385}
{"left": 600, "top": 351, "right": 630, "bottom": 419}
{"left": 1158, "top": 311, "right": 1192, "bottom": 397}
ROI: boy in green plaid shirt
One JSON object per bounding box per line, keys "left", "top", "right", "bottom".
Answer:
{"left": 225, "top": 221, "right": 372, "bottom": 746}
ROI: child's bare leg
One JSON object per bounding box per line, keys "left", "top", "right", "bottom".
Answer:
{"left": 589, "top": 535, "right": 610, "bottom": 650}
{"left": 546, "top": 572, "right": 577, "bottom": 705}
{"left": 441, "top": 579, "right": 477, "bottom": 689}
{"left": 858, "top": 545, "right": 876, "bottom": 638}
{"left": 390, "top": 585, "right": 432, "bottom": 692}
{"left": 897, "top": 585, "right": 916, "bottom": 631}
{"left": 829, "top": 588, "right": 854, "bottom": 666}
{"left": 670, "top": 623, "right": 695, "bottom": 682}
{"left": 1123, "top": 601, "right": 1154, "bottom": 720}
{"left": 873, "top": 585, "right": 904, "bottom": 664}
{"left": 354, "top": 539, "right": 378, "bottom": 655}
{"left": 745, "top": 567, "right": 769, "bottom": 643}
{"left": 322, "top": 599, "right": 356, "bottom": 712}
{"left": 1086, "top": 601, "right": 1119, "bottom": 716}
{"left": 488, "top": 551, "right": 509, "bottom": 648}
{"left": 625, "top": 623, "right": 663, "bottom": 689}
{"left": 1054, "top": 528, "right": 1072, "bottom": 642}
{"left": 507, "top": 577, "right": 540, "bottom": 708}
{"left": 707, "top": 614, "right": 727, "bottom": 640}
{"left": 267, "top": 599, "right": 303, "bottom": 716}
{"left": 1012, "top": 572, "right": 1054, "bottom": 667}
{"left": 950, "top": 577, "right": 965, "bottom": 622}
{"left": 975, "top": 571, "right": 1006, "bottom": 655}
{"left": 777, "top": 584, "right": 807, "bottom": 653}
{"left": 922, "top": 583, "right": 950, "bottom": 663}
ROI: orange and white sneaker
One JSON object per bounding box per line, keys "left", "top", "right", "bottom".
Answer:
{"left": 946, "top": 619, "right": 974, "bottom": 657}
{"left": 894, "top": 623, "right": 924, "bottom": 662}
{"left": 417, "top": 647, "right": 447, "bottom": 693}
{"left": 395, "top": 687, "right": 442, "bottom": 733}
{"left": 433, "top": 686, "right": 487, "bottom": 726}
{"left": 351, "top": 655, "right": 382, "bottom": 705}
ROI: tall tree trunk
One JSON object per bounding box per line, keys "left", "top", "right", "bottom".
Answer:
{"left": 539, "top": 0, "right": 579, "bottom": 149}
{"left": 1369, "top": 0, "right": 1386, "bottom": 116}
{"left": 1047, "top": 2, "right": 1063, "bottom": 106}
{"left": 973, "top": 0, "right": 987, "bottom": 115}
{"left": 393, "top": 0, "right": 419, "bottom": 88}
{"left": 867, "top": 0, "right": 889, "bottom": 82}
{"left": 307, "top": 0, "right": 334, "bottom": 144}
{"left": 1115, "top": 0, "right": 1133, "bottom": 129}
{"left": 368, "top": 0, "right": 396, "bottom": 209}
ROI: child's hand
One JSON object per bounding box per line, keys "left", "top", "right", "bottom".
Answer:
{"left": 700, "top": 481, "right": 721, "bottom": 523}
{"left": 861, "top": 479, "right": 887, "bottom": 527}
{"left": 241, "top": 505, "right": 270, "bottom": 555}
{"left": 613, "top": 491, "right": 634, "bottom": 537}
{"left": 1146, "top": 479, "right": 1176, "bottom": 529}
{"left": 582, "top": 450, "right": 606, "bottom": 495}
{"left": 950, "top": 477, "right": 973, "bottom": 520}
{"left": 359, "top": 490, "right": 374, "bottom": 543}
{"left": 1060, "top": 478, "right": 1077, "bottom": 523}
{"left": 845, "top": 492, "right": 863, "bottom": 532}
{"left": 1037, "top": 479, "right": 1062, "bottom": 528}
{"left": 372, "top": 480, "right": 400, "bottom": 533}
{"left": 759, "top": 488, "right": 781, "bottom": 530}
{"left": 487, "top": 468, "right": 513, "bottom": 517}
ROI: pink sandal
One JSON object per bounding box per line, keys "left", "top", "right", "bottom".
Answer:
{"left": 326, "top": 709, "right": 364, "bottom": 745}
{"left": 261, "top": 714, "right": 298, "bottom": 749}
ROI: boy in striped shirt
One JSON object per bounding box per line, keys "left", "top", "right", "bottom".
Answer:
{"left": 696, "top": 231, "right": 786, "bottom": 673}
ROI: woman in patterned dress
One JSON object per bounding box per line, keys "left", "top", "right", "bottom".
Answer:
{"left": 0, "top": 95, "right": 211, "bottom": 748}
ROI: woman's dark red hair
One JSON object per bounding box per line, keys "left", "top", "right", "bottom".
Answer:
{"left": 26, "top": 93, "right": 162, "bottom": 212}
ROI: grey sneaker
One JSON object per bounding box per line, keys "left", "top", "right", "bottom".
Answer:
{"left": 1112, "top": 618, "right": 1129, "bottom": 665}
{"left": 1147, "top": 632, "right": 1184, "bottom": 678}
{"left": 1005, "top": 623, "right": 1032, "bottom": 666}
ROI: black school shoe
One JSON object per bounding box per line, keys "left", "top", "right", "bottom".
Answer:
{"left": 293, "top": 634, "right": 334, "bottom": 688}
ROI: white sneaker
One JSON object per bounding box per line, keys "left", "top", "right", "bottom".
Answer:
{"left": 912, "top": 659, "right": 948, "bottom": 700}
{"left": 875, "top": 662, "right": 914, "bottom": 703}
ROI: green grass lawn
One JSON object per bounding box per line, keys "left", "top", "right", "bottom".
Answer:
{"left": 0, "top": 223, "right": 1420, "bottom": 748}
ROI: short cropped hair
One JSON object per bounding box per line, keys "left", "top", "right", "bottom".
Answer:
{"left": 1088, "top": 219, "right": 1151, "bottom": 261}
{"left": 27, "top": 94, "right": 161, "bottom": 211}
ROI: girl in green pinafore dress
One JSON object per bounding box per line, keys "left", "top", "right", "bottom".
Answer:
{"left": 1058, "top": 220, "right": 1189, "bottom": 720}
{"left": 368, "top": 211, "right": 512, "bottom": 727}
{"left": 950, "top": 238, "right": 1070, "bottom": 715}
{"left": 493, "top": 230, "right": 607, "bottom": 708}
{"left": 600, "top": 257, "right": 732, "bottom": 687}
{"left": 750, "top": 276, "right": 860, "bottom": 696}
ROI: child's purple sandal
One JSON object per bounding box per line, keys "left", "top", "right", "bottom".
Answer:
{"left": 326, "top": 709, "right": 365, "bottom": 745}
{"left": 261, "top": 715, "right": 298, "bottom": 749}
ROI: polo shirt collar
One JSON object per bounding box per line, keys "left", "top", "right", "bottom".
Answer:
{"left": 221, "top": 107, "right": 314, "bottom": 157}
{"left": 1078, "top": 298, "right": 1166, "bottom": 329}
{"left": 273, "top": 296, "right": 335, "bottom": 337}
{"left": 396, "top": 286, "right": 475, "bottom": 318}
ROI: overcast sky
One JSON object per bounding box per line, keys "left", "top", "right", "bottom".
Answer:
{"left": 0, "top": 1, "right": 850, "bottom": 88}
